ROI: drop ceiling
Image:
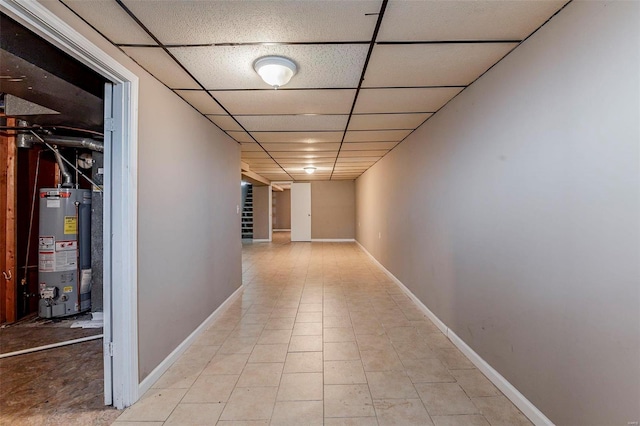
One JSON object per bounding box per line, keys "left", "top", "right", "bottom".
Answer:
{"left": 62, "top": 0, "right": 568, "bottom": 181}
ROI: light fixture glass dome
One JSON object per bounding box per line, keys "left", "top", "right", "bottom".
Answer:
{"left": 303, "top": 166, "right": 316, "bottom": 174}
{"left": 254, "top": 56, "right": 297, "bottom": 89}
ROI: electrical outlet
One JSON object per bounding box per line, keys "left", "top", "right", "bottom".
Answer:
{"left": 378, "top": 232, "right": 381, "bottom": 239}
{"left": 627, "top": 422, "right": 638, "bottom": 426}
{"left": 236, "top": 205, "right": 240, "bottom": 214}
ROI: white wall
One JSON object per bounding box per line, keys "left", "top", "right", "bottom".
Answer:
{"left": 356, "top": 2, "right": 639, "bottom": 424}
{"left": 40, "top": 1, "right": 243, "bottom": 381}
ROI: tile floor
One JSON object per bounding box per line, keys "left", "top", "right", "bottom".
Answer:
{"left": 114, "top": 237, "right": 531, "bottom": 425}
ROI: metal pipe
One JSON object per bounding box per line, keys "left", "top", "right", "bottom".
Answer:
{"left": 0, "top": 334, "right": 103, "bottom": 359}
{"left": 53, "top": 148, "right": 73, "bottom": 188}
{"left": 43, "top": 135, "right": 104, "bottom": 152}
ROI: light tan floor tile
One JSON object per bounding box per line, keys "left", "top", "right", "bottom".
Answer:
{"left": 270, "top": 308, "right": 298, "bottom": 318}
{"left": 324, "top": 360, "right": 367, "bottom": 385}
{"left": 193, "top": 329, "right": 231, "bottom": 346}
{"left": 450, "top": 369, "right": 501, "bottom": 398}
{"left": 323, "top": 315, "right": 352, "bottom": 327}
{"left": 284, "top": 351, "right": 323, "bottom": 373}
{"left": 432, "top": 414, "right": 491, "bottom": 426}
{"left": 296, "top": 312, "right": 323, "bottom": 323}
{"left": 324, "top": 384, "right": 375, "bottom": 418}
{"left": 236, "top": 362, "right": 283, "bottom": 387}
{"left": 270, "top": 400, "right": 323, "bottom": 426}
{"left": 392, "top": 338, "right": 435, "bottom": 358}
{"left": 152, "top": 362, "right": 204, "bottom": 389}
{"left": 409, "top": 320, "right": 440, "bottom": 335}
{"left": 219, "top": 337, "right": 257, "bottom": 354}
{"left": 176, "top": 345, "right": 220, "bottom": 367}
{"left": 360, "top": 349, "right": 405, "bottom": 372}
{"left": 415, "top": 383, "right": 478, "bottom": 416}
{"left": 298, "top": 303, "right": 323, "bottom": 312}
{"left": 219, "top": 387, "right": 277, "bottom": 421}
{"left": 164, "top": 402, "right": 224, "bottom": 425}
{"left": 366, "top": 371, "right": 418, "bottom": 399}
{"left": 471, "top": 396, "right": 532, "bottom": 426}
{"left": 433, "top": 348, "right": 475, "bottom": 370}
{"left": 323, "top": 418, "right": 378, "bottom": 426}
{"left": 241, "top": 313, "right": 271, "bottom": 324}
{"left": 324, "top": 327, "right": 356, "bottom": 342}
{"left": 402, "top": 358, "right": 455, "bottom": 383}
{"left": 422, "top": 332, "right": 456, "bottom": 350}
{"left": 324, "top": 341, "right": 360, "bottom": 361}
{"left": 264, "top": 317, "right": 295, "bottom": 330}
{"left": 277, "top": 372, "right": 323, "bottom": 401}
{"left": 183, "top": 374, "right": 238, "bottom": 403}
{"left": 116, "top": 388, "right": 187, "bottom": 422}
{"left": 257, "top": 329, "right": 292, "bottom": 344}
{"left": 216, "top": 421, "right": 269, "bottom": 426}
{"left": 112, "top": 422, "right": 164, "bottom": 426}
{"left": 356, "top": 334, "right": 394, "bottom": 352}
{"left": 248, "top": 343, "right": 288, "bottom": 363}
{"left": 289, "top": 335, "right": 323, "bottom": 352}
{"left": 292, "top": 322, "right": 323, "bottom": 336}
{"left": 374, "top": 398, "right": 434, "bottom": 426}
{"left": 203, "top": 353, "right": 249, "bottom": 375}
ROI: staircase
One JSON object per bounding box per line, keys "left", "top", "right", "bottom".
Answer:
{"left": 241, "top": 184, "right": 253, "bottom": 240}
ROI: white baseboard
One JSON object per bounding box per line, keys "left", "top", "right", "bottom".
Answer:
{"left": 138, "top": 284, "right": 244, "bottom": 396}
{"left": 355, "top": 241, "right": 554, "bottom": 426}
{"left": 252, "top": 239, "right": 271, "bottom": 242}
{"left": 273, "top": 229, "right": 290, "bottom": 232}
{"left": 311, "top": 238, "right": 355, "bottom": 242}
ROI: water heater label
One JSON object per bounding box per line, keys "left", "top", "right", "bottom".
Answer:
{"left": 56, "top": 240, "right": 77, "bottom": 251}
{"left": 39, "top": 252, "right": 55, "bottom": 272}
{"left": 46, "top": 199, "right": 60, "bottom": 208}
{"left": 39, "top": 236, "right": 55, "bottom": 251}
{"left": 64, "top": 217, "right": 77, "bottom": 234}
{"left": 55, "top": 250, "right": 78, "bottom": 272}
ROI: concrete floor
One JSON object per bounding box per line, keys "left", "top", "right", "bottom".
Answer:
{"left": 0, "top": 314, "right": 120, "bottom": 425}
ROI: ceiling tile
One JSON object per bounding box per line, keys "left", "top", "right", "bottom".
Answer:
{"left": 344, "top": 130, "right": 411, "bottom": 142}
{"left": 271, "top": 150, "right": 338, "bottom": 161}
{"left": 261, "top": 143, "right": 341, "bottom": 152}
{"left": 341, "top": 142, "right": 398, "bottom": 151}
{"left": 121, "top": 47, "right": 199, "bottom": 89}
{"left": 349, "top": 113, "right": 432, "bottom": 130}
{"left": 364, "top": 43, "right": 517, "bottom": 87}
{"left": 175, "top": 90, "right": 226, "bottom": 114}
{"left": 213, "top": 90, "right": 355, "bottom": 115}
{"left": 354, "top": 87, "right": 463, "bottom": 113}
{"left": 62, "top": 0, "right": 156, "bottom": 44}
{"left": 207, "top": 115, "right": 244, "bottom": 131}
{"left": 339, "top": 150, "right": 388, "bottom": 158}
{"left": 252, "top": 132, "right": 343, "bottom": 143}
{"left": 237, "top": 115, "right": 348, "bottom": 132}
{"left": 242, "top": 151, "right": 270, "bottom": 159}
{"left": 122, "top": 0, "right": 380, "bottom": 44}
{"left": 241, "top": 142, "right": 264, "bottom": 152}
{"left": 378, "top": 1, "right": 566, "bottom": 41}
{"left": 170, "top": 45, "right": 368, "bottom": 89}
{"left": 227, "top": 131, "right": 254, "bottom": 143}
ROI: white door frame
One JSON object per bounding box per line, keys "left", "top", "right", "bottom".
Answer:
{"left": 0, "top": 0, "right": 139, "bottom": 409}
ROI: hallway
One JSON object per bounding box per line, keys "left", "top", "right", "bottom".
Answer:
{"left": 115, "top": 240, "right": 531, "bottom": 425}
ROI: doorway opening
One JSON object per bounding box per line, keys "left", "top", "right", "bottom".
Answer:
{"left": 271, "top": 182, "right": 291, "bottom": 244}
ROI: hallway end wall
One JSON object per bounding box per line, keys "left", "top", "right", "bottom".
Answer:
{"left": 273, "top": 189, "right": 291, "bottom": 230}
{"left": 41, "top": 1, "right": 243, "bottom": 383}
{"left": 355, "top": 2, "right": 639, "bottom": 425}
{"left": 311, "top": 180, "right": 355, "bottom": 240}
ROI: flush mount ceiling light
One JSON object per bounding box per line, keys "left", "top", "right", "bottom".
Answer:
{"left": 254, "top": 56, "right": 297, "bottom": 89}
{"left": 303, "top": 166, "right": 316, "bottom": 174}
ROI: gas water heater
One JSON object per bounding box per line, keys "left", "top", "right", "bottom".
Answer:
{"left": 38, "top": 188, "right": 92, "bottom": 318}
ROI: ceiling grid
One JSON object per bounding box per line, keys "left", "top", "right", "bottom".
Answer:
{"left": 61, "top": 0, "right": 570, "bottom": 182}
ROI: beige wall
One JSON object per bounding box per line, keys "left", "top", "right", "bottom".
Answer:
{"left": 356, "top": 2, "right": 639, "bottom": 425}
{"left": 273, "top": 189, "right": 291, "bottom": 230}
{"left": 252, "top": 185, "right": 270, "bottom": 240}
{"left": 311, "top": 180, "right": 355, "bottom": 240}
{"left": 41, "top": 1, "right": 243, "bottom": 382}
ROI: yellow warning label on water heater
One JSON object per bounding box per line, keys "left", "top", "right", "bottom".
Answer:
{"left": 63, "top": 286, "right": 73, "bottom": 293}
{"left": 64, "top": 217, "right": 77, "bottom": 234}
